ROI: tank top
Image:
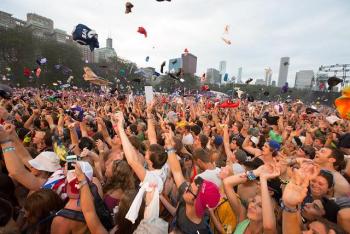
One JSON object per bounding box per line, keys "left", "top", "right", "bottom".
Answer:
{"left": 234, "top": 219, "right": 250, "bottom": 234}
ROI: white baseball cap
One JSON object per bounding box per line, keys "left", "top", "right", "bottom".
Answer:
{"left": 250, "top": 136, "right": 259, "bottom": 145}
{"left": 29, "top": 151, "right": 61, "bottom": 172}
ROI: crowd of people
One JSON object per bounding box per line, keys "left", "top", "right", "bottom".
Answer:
{"left": 0, "top": 87, "right": 349, "bottom": 234}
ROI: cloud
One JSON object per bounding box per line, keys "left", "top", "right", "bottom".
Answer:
{"left": 1, "top": 0, "right": 350, "bottom": 86}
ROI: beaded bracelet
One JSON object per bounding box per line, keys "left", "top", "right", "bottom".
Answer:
{"left": 3, "top": 147, "right": 15, "bottom": 153}
{"left": 246, "top": 170, "right": 257, "bottom": 181}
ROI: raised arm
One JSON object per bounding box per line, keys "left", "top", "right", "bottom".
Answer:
{"left": 259, "top": 164, "right": 280, "bottom": 234}
{"left": 23, "top": 109, "right": 40, "bottom": 129}
{"left": 223, "top": 124, "right": 234, "bottom": 162}
{"left": 164, "top": 130, "right": 186, "bottom": 188}
{"left": 146, "top": 104, "right": 157, "bottom": 145}
{"left": 282, "top": 164, "right": 318, "bottom": 234}
{"left": 223, "top": 172, "right": 254, "bottom": 223}
{"left": 113, "top": 112, "right": 146, "bottom": 182}
{"left": 242, "top": 135, "right": 261, "bottom": 156}
{"left": 74, "top": 163, "right": 108, "bottom": 234}
{"left": 1, "top": 124, "right": 44, "bottom": 191}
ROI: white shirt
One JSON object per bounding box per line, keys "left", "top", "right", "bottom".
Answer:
{"left": 195, "top": 167, "right": 222, "bottom": 188}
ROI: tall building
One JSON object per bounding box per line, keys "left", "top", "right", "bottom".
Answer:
{"left": 26, "top": 13, "right": 54, "bottom": 38}
{"left": 94, "top": 38, "right": 117, "bottom": 63}
{"left": 237, "top": 67, "right": 243, "bottom": 84}
{"left": 206, "top": 68, "right": 221, "bottom": 85}
{"left": 168, "top": 58, "right": 182, "bottom": 72}
{"left": 80, "top": 45, "right": 95, "bottom": 63}
{"left": 0, "top": 10, "right": 25, "bottom": 28}
{"left": 265, "top": 67, "right": 272, "bottom": 86}
{"left": 219, "top": 61, "right": 227, "bottom": 83}
{"left": 277, "top": 57, "right": 290, "bottom": 87}
{"left": 52, "top": 28, "right": 70, "bottom": 43}
{"left": 106, "top": 38, "right": 113, "bottom": 49}
{"left": 181, "top": 53, "right": 197, "bottom": 75}
{"left": 295, "top": 70, "right": 314, "bottom": 89}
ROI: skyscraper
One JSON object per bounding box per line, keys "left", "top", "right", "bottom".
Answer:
{"left": 237, "top": 67, "right": 243, "bottom": 84}
{"left": 106, "top": 38, "right": 113, "bottom": 48}
{"left": 265, "top": 67, "right": 272, "bottom": 86}
{"left": 219, "top": 61, "right": 227, "bottom": 83}
{"left": 94, "top": 38, "right": 117, "bottom": 63}
{"left": 277, "top": 57, "right": 290, "bottom": 87}
{"left": 206, "top": 68, "right": 221, "bottom": 85}
{"left": 181, "top": 53, "right": 197, "bottom": 75}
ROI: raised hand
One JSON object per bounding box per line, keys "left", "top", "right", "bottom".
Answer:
{"left": 257, "top": 163, "right": 281, "bottom": 180}
{"left": 74, "top": 163, "right": 85, "bottom": 182}
{"left": 112, "top": 112, "right": 125, "bottom": 130}
{"left": 163, "top": 129, "right": 175, "bottom": 150}
{"left": 80, "top": 147, "right": 90, "bottom": 158}
{"left": 282, "top": 168, "right": 310, "bottom": 207}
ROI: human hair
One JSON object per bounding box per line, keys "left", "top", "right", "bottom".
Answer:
{"left": 190, "top": 125, "right": 201, "bottom": 136}
{"left": 115, "top": 190, "right": 145, "bottom": 234}
{"left": 319, "top": 170, "right": 334, "bottom": 189}
{"left": 104, "top": 160, "right": 135, "bottom": 193}
{"left": 129, "top": 124, "right": 138, "bottom": 135}
{"left": 327, "top": 147, "right": 346, "bottom": 171}
{"left": 78, "top": 137, "right": 95, "bottom": 151}
{"left": 24, "top": 189, "right": 64, "bottom": 234}
{"left": 199, "top": 134, "right": 209, "bottom": 149}
{"left": 92, "top": 132, "right": 104, "bottom": 142}
{"left": 235, "top": 121, "right": 243, "bottom": 132}
{"left": 192, "top": 148, "right": 210, "bottom": 163}
{"left": 43, "top": 130, "right": 53, "bottom": 148}
{"left": 129, "top": 135, "right": 141, "bottom": 151}
{"left": 167, "top": 122, "right": 176, "bottom": 132}
{"left": 149, "top": 144, "right": 168, "bottom": 169}
{"left": 173, "top": 137, "right": 183, "bottom": 154}
{"left": 308, "top": 218, "right": 346, "bottom": 234}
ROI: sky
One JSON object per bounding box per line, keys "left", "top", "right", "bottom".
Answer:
{"left": 2, "top": 0, "right": 350, "bottom": 86}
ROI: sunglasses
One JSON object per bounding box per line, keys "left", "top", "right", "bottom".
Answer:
{"left": 186, "top": 184, "right": 197, "bottom": 198}
{"left": 186, "top": 177, "right": 204, "bottom": 199}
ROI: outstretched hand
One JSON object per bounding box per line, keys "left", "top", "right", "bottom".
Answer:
{"left": 282, "top": 168, "right": 310, "bottom": 207}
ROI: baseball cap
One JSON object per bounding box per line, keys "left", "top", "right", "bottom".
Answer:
{"left": 194, "top": 179, "right": 220, "bottom": 217}
{"left": 250, "top": 136, "right": 259, "bottom": 145}
{"left": 28, "top": 151, "right": 61, "bottom": 172}
{"left": 269, "top": 140, "right": 281, "bottom": 151}
{"left": 214, "top": 136, "right": 223, "bottom": 146}
{"left": 234, "top": 149, "right": 247, "bottom": 163}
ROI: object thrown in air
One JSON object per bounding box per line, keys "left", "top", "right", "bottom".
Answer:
{"left": 72, "top": 24, "right": 99, "bottom": 51}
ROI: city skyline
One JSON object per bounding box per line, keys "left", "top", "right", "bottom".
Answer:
{"left": 1, "top": 0, "right": 350, "bottom": 86}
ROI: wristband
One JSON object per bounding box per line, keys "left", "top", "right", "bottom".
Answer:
{"left": 166, "top": 148, "right": 176, "bottom": 154}
{"left": 281, "top": 200, "right": 299, "bottom": 213}
{"left": 78, "top": 179, "right": 88, "bottom": 189}
{"left": 3, "top": 146, "right": 15, "bottom": 153}
{"left": 246, "top": 170, "right": 257, "bottom": 181}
